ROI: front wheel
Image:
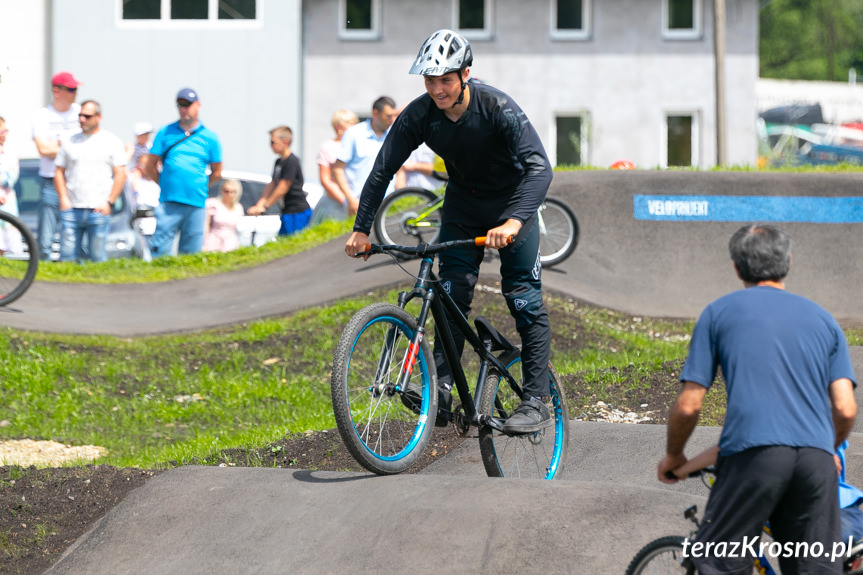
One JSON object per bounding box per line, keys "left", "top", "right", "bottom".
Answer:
{"left": 538, "top": 197, "right": 579, "bottom": 268}
{"left": 373, "top": 187, "right": 441, "bottom": 246}
{"left": 331, "top": 303, "right": 438, "bottom": 475}
{"left": 0, "top": 211, "right": 38, "bottom": 306}
{"left": 478, "top": 350, "right": 569, "bottom": 479}
{"left": 625, "top": 536, "right": 695, "bottom": 575}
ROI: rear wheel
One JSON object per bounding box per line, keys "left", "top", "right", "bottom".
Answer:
{"left": 538, "top": 197, "right": 579, "bottom": 267}
{"left": 373, "top": 187, "right": 441, "bottom": 246}
{"left": 478, "top": 350, "right": 569, "bottom": 479}
{"left": 331, "top": 303, "right": 438, "bottom": 475}
{"left": 0, "top": 211, "right": 38, "bottom": 306}
{"left": 625, "top": 536, "right": 696, "bottom": 575}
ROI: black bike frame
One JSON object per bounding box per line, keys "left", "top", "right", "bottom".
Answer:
{"left": 395, "top": 254, "right": 522, "bottom": 428}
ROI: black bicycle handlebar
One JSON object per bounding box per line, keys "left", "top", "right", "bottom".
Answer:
{"left": 665, "top": 465, "right": 716, "bottom": 481}
{"left": 357, "top": 236, "right": 513, "bottom": 258}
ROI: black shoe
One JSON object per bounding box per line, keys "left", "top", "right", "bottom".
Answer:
{"left": 400, "top": 381, "right": 423, "bottom": 413}
{"left": 502, "top": 398, "right": 552, "bottom": 434}
{"left": 435, "top": 387, "right": 452, "bottom": 427}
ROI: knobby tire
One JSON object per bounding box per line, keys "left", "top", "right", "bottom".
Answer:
{"left": 373, "top": 187, "right": 441, "bottom": 246}
{"left": 477, "top": 349, "right": 569, "bottom": 480}
{"left": 331, "top": 303, "right": 438, "bottom": 475}
{"left": 537, "top": 197, "right": 579, "bottom": 268}
{"left": 625, "top": 536, "right": 696, "bottom": 575}
{"left": 0, "top": 211, "right": 38, "bottom": 306}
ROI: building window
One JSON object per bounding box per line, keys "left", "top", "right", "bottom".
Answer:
{"left": 123, "top": 0, "right": 160, "bottom": 19}
{"left": 218, "top": 0, "right": 255, "bottom": 19}
{"left": 120, "top": 0, "right": 258, "bottom": 24}
{"left": 551, "top": 0, "right": 590, "bottom": 40}
{"left": 454, "top": 0, "right": 493, "bottom": 40}
{"left": 662, "top": 0, "right": 702, "bottom": 40}
{"left": 665, "top": 113, "right": 699, "bottom": 167}
{"left": 172, "top": 0, "right": 207, "bottom": 19}
{"left": 556, "top": 115, "right": 586, "bottom": 167}
{"left": 339, "top": 0, "right": 381, "bottom": 40}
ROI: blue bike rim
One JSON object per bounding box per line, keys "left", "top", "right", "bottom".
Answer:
{"left": 495, "top": 356, "right": 566, "bottom": 479}
{"left": 347, "top": 315, "right": 431, "bottom": 462}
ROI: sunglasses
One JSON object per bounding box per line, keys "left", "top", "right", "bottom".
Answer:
{"left": 57, "top": 86, "right": 78, "bottom": 93}
{"left": 177, "top": 101, "right": 193, "bottom": 108}
{"left": 78, "top": 113, "right": 96, "bottom": 119}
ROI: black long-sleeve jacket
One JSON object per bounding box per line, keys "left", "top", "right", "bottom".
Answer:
{"left": 353, "top": 82, "right": 552, "bottom": 234}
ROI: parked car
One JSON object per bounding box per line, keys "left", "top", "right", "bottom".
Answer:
{"left": 208, "top": 170, "right": 323, "bottom": 248}
{"left": 15, "top": 158, "right": 141, "bottom": 260}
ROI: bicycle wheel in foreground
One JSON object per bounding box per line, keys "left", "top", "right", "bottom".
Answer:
{"left": 478, "top": 350, "right": 569, "bottom": 479}
{"left": 625, "top": 536, "right": 695, "bottom": 575}
{"left": 0, "top": 211, "right": 38, "bottom": 306}
{"left": 331, "top": 302, "right": 439, "bottom": 475}
{"left": 538, "top": 197, "right": 579, "bottom": 268}
{"left": 373, "top": 187, "right": 441, "bottom": 246}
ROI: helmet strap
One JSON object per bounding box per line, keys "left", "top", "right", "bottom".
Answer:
{"left": 452, "top": 70, "right": 468, "bottom": 108}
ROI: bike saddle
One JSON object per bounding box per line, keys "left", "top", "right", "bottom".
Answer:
{"left": 474, "top": 316, "right": 516, "bottom": 353}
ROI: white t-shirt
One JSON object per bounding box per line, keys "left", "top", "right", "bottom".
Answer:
{"left": 404, "top": 143, "right": 438, "bottom": 191}
{"left": 55, "top": 130, "right": 126, "bottom": 208}
{"left": 32, "top": 103, "right": 82, "bottom": 178}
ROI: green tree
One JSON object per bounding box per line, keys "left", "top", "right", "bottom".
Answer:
{"left": 760, "top": 0, "right": 863, "bottom": 81}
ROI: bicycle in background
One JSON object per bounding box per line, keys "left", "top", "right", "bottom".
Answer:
{"left": 330, "top": 237, "right": 569, "bottom": 479}
{"left": 373, "top": 174, "right": 579, "bottom": 268}
{"left": 0, "top": 211, "right": 38, "bottom": 306}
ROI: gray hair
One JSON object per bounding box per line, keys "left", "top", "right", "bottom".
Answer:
{"left": 79, "top": 100, "right": 102, "bottom": 115}
{"left": 728, "top": 224, "right": 791, "bottom": 283}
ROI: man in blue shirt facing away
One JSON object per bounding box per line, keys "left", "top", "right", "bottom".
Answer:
{"left": 145, "top": 88, "right": 222, "bottom": 256}
{"left": 658, "top": 223, "right": 857, "bottom": 575}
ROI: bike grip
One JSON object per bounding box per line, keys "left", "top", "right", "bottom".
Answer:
{"left": 351, "top": 244, "right": 372, "bottom": 258}
{"left": 474, "top": 235, "right": 515, "bottom": 247}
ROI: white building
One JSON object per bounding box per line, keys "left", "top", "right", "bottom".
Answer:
{"left": 0, "top": 0, "right": 759, "bottom": 178}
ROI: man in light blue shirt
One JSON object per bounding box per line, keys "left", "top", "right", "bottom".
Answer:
{"left": 145, "top": 88, "right": 222, "bottom": 256}
{"left": 332, "top": 96, "right": 399, "bottom": 215}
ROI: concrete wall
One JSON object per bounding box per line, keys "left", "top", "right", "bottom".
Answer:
{"left": 0, "top": 0, "right": 50, "bottom": 159}
{"left": 542, "top": 170, "right": 863, "bottom": 326}
{"left": 302, "top": 0, "right": 760, "bottom": 174}
{"left": 49, "top": 0, "right": 302, "bottom": 175}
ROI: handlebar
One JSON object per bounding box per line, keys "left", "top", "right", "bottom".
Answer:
{"left": 665, "top": 465, "right": 716, "bottom": 481}
{"left": 355, "top": 236, "right": 513, "bottom": 258}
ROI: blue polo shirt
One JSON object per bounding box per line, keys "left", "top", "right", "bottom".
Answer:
{"left": 337, "top": 119, "right": 392, "bottom": 197}
{"left": 150, "top": 122, "right": 222, "bottom": 208}
{"left": 681, "top": 286, "right": 856, "bottom": 456}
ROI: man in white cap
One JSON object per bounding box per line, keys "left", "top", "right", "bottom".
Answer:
{"left": 32, "top": 71, "right": 82, "bottom": 260}
{"left": 144, "top": 87, "right": 222, "bottom": 256}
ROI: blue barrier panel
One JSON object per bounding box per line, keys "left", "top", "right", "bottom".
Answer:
{"left": 633, "top": 195, "right": 863, "bottom": 223}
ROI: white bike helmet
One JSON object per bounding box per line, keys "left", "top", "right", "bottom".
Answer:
{"left": 409, "top": 29, "right": 473, "bottom": 76}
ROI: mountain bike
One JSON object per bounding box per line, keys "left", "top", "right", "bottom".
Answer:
{"left": 0, "top": 211, "right": 39, "bottom": 306}
{"left": 625, "top": 468, "right": 863, "bottom": 574}
{"left": 373, "top": 186, "right": 579, "bottom": 268}
{"left": 330, "top": 237, "right": 569, "bottom": 479}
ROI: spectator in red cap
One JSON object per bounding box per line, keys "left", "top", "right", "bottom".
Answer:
{"left": 32, "top": 71, "right": 82, "bottom": 260}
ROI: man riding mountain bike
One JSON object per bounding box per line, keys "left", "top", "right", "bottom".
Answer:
{"left": 345, "top": 29, "right": 554, "bottom": 433}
